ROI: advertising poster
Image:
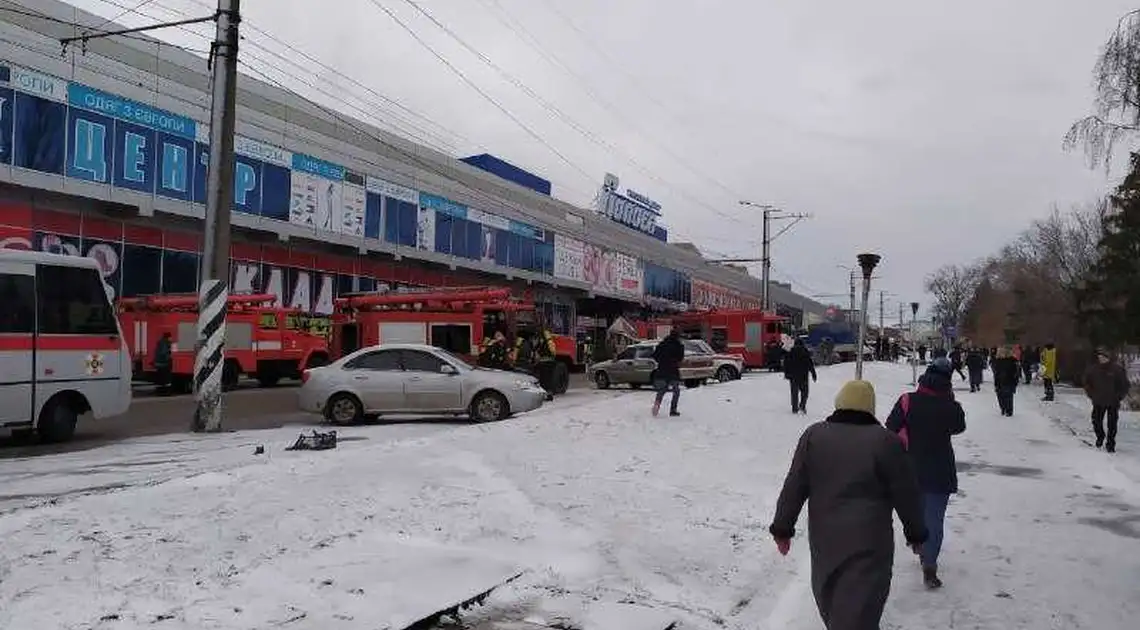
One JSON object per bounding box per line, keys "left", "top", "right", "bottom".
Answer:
{"left": 481, "top": 225, "right": 496, "bottom": 262}
{"left": 553, "top": 234, "right": 585, "bottom": 283}
{"left": 340, "top": 181, "right": 366, "bottom": 237}
{"left": 314, "top": 179, "right": 341, "bottom": 233}
{"left": 613, "top": 252, "right": 643, "bottom": 297}
{"left": 289, "top": 171, "right": 319, "bottom": 228}
{"left": 416, "top": 205, "right": 436, "bottom": 250}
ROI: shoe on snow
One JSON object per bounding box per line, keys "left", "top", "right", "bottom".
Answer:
{"left": 1106, "top": 443, "right": 1116, "bottom": 453}
{"left": 669, "top": 411, "right": 681, "bottom": 417}
{"left": 922, "top": 566, "right": 943, "bottom": 589}
{"left": 1096, "top": 436, "right": 1105, "bottom": 448}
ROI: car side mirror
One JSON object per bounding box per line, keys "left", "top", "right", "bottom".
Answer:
{"left": 440, "top": 364, "right": 459, "bottom": 375}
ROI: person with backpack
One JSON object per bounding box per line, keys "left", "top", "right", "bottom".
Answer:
{"left": 885, "top": 357, "right": 966, "bottom": 589}
{"left": 770, "top": 380, "right": 928, "bottom": 628}
{"left": 783, "top": 337, "right": 818, "bottom": 414}
{"left": 991, "top": 346, "right": 1021, "bottom": 416}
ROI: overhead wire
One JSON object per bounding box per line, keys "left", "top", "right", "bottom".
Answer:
{"left": 395, "top": 0, "right": 751, "bottom": 228}
{"left": 88, "top": 0, "right": 161, "bottom": 31}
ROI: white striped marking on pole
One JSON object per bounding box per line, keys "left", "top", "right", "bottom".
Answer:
{"left": 193, "top": 279, "right": 228, "bottom": 432}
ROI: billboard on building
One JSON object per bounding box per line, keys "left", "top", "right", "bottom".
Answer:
{"left": 554, "top": 234, "right": 642, "bottom": 298}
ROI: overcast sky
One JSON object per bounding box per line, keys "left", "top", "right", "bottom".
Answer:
{"left": 67, "top": 0, "right": 1134, "bottom": 315}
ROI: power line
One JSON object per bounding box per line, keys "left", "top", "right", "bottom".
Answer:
{"left": 398, "top": 0, "right": 749, "bottom": 227}
{"left": 363, "top": 0, "right": 596, "bottom": 184}
{"left": 89, "top": 0, "right": 161, "bottom": 32}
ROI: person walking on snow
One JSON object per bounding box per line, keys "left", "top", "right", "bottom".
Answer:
{"left": 965, "top": 345, "right": 987, "bottom": 393}
{"left": 948, "top": 346, "right": 967, "bottom": 381}
{"left": 991, "top": 346, "right": 1020, "bottom": 416}
{"left": 1021, "top": 345, "right": 1039, "bottom": 385}
{"left": 769, "top": 380, "right": 927, "bottom": 630}
{"left": 784, "top": 337, "right": 818, "bottom": 414}
{"left": 886, "top": 357, "right": 966, "bottom": 589}
{"left": 1082, "top": 349, "right": 1130, "bottom": 453}
{"left": 1040, "top": 343, "right": 1057, "bottom": 402}
{"left": 651, "top": 329, "right": 685, "bottom": 417}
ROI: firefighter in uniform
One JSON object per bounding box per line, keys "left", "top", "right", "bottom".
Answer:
{"left": 480, "top": 331, "right": 510, "bottom": 370}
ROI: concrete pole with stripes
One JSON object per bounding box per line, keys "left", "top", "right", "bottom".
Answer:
{"left": 193, "top": 0, "right": 241, "bottom": 433}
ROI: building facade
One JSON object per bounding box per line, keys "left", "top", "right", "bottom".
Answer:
{"left": 0, "top": 0, "right": 825, "bottom": 332}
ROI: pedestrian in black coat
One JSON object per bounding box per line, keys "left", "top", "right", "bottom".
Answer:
{"left": 885, "top": 358, "right": 966, "bottom": 589}
{"left": 948, "top": 347, "right": 966, "bottom": 381}
{"left": 965, "top": 346, "right": 987, "bottom": 392}
{"left": 784, "top": 338, "right": 818, "bottom": 414}
{"left": 991, "top": 346, "right": 1020, "bottom": 416}
{"left": 770, "top": 380, "right": 927, "bottom": 630}
{"left": 651, "top": 330, "right": 685, "bottom": 417}
{"left": 1082, "top": 349, "right": 1131, "bottom": 452}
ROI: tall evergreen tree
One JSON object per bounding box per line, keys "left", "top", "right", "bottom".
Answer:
{"left": 1076, "top": 152, "right": 1140, "bottom": 346}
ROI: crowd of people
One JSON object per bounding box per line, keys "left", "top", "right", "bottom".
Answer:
{"left": 765, "top": 339, "right": 1131, "bottom": 629}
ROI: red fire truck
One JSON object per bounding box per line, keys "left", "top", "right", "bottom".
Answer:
{"left": 329, "top": 287, "right": 578, "bottom": 394}
{"left": 119, "top": 293, "right": 331, "bottom": 392}
{"left": 637, "top": 308, "right": 787, "bottom": 370}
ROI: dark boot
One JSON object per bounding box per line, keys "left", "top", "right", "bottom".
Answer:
{"left": 1106, "top": 441, "right": 1116, "bottom": 453}
{"left": 1096, "top": 435, "right": 1105, "bottom": 449}
{"left": 922, "top": 565, "right": 943, "bottom": 589}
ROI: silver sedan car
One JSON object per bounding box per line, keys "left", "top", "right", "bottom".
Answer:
{"left": 298, "top": 343, "right": 549, "bottom": 424}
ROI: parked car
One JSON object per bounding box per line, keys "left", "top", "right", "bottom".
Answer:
{"left": 590, "top": 340, "right": 716, "bottom": 390}
{"left": 298, "top": 343, "right": 549, "bottom": 424}
{"left": 682, "top": 338, "right": 744, "bottom": 382}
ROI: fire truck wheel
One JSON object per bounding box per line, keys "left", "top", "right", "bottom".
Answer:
{"left": 222, "top": 360, "right": 241, "bottom": 391}
{"left": 38, "top": 394, "right": 81, "bottom": 443}
{"left": 715, "top": 366, "right": 739, "bottom": 383}
{"left": 470, "top": 390, "right": 509, "bottom": 423}
{"left": 257, "top": 374, "right": 281, "bottom": 388}
{"left": 593, "top": 370, "right": 611, "bottom": 389}
{"left": 325, "top": 393, "right": 363, "bottom": 425}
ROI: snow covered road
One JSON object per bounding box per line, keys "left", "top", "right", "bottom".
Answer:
{"left": 0, "top": 365, "right": 1136, "bottom": 629}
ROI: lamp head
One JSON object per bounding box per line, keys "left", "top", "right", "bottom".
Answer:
{"left": 856, "top": 253, "right": 881, "bottom": 278}
{"left": 910, "top": 301, "right": 919, "bottom": 315}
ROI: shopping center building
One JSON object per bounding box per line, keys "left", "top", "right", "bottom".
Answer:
{"left": 0, "top": 0, "right": 826, "bottom": 335}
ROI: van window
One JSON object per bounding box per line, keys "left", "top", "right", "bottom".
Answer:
{"left": 0, "top": 272, "right": 35, "bottom": 334}
{"left": 36, "top": 265, "right": 118, "bottom": 335}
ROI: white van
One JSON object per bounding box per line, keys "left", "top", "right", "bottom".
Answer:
{"left": 0, "top": 249, "right": 132, "bottom": 442}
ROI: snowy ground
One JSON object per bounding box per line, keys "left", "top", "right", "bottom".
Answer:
{"left": 0, "top": 365, "right": 1137, "bottom": 629}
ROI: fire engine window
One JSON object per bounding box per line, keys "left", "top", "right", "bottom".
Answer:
{"left": 0, "top": 272, "right": 35, "bottom": 334}
{"left": 401, "top": 350, "right": 446, "bottom": 373}
{"left": 345, "top": 350, "right": 401, "bottom": 371}
{"left": 260, "top": 313, "right": 279, "bottom": 329}
{"left": 430, "top": 324, "right": 471, "bottom": 356}
{"left": 35, "top": 265, "right": 118, "bottom": 336}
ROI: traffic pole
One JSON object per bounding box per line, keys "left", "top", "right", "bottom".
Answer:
{"left": 854, "top": 254, "right": 880, "bottom": 381}
{"left": 910, "top": 302, "right": 920, "bottom": 386}
{"left": 193, "top": 0, "right": 241, "bottom": 433}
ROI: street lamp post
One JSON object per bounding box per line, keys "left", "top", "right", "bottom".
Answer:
{"left": 910, "top": 301, "right": 919, "bottom": 385}
{"left": 854, "top": 253, "right": 881, "bottom": 380}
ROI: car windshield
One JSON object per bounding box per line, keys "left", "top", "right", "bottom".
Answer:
{"left": 430, "top": 347, "right": 473, "bottom": 371}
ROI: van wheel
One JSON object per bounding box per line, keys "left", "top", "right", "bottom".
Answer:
{"left": 257, "top": 373, "right": 280, "bottom": 388}
{"left": 325, "top": 393, "right": 363, "bottom": 425}
{"left": 38, "top": 396, "right": 79, "bottom": 443}
{"left": 594, "top": 370, "right": 611, "bottom": 389}
{"left": 470, "top": 391, "right": 509, "bottom": 423}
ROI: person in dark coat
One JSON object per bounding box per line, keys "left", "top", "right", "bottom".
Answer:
{"left": 885, "top": 357, "right": 966, "bottom": 589}
{"left": 153, "top": 332, "right": 173, "bottom": 395}
{"left": 651, "top": 329, "right": 685, "bottom": 417}
{"left": 991, "top": 346, "right": 1020, "bottom": 416}
{"left": 948, "top": 346, "right": 966, "bottom": 381}
{"left": 1082, "top": 349, "right": 1130, "bottom": 453}
{"left": 918, "top": 344, "right": 928, "bottom": 363}
{"left": 769, "top": 380, "right": 927, "bottom": 630}
{"left": 783, "top": 338, "right": 818, "bottom": 414}
{"left": 964, "top": 345, "right": 987, "bottom": 392}
{"left": 1021, "top": 345, "right": 1038, "bottom": 385}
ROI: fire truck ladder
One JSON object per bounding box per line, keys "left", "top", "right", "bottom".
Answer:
{"left": 119, "top": 293, "right": 280, "bottom": 313}
{"left": 334, "top": 287, "right": 520, "bottom": 311}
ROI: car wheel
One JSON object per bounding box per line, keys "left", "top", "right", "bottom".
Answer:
{"left": 325, "top": 393, "right": 363, "bottom": 425}
{"left": 684, "top": 379, "right": 701, "bottom": 389}
{"left": 594, "top": 370, "right": 611, "bottom": 389}
{"left": 38, "top": 395, "right": 80, "bottom": 443}
{"left": 630, "top": 382, "right": 642, "bottom": 390}
{"left": 715, "top": 366, "right": 737, "bottom": 383}
{"left": 470, "top": 390, "right": 509, "bottom": 423}
{"left": 549, "top": 361, "right": 570, "bottom": 395}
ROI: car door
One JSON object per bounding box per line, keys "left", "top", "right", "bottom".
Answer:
{"left": 631, "top": 346, "right": 657, "bottom": 383}
{"left": 399, "top": 349, "right": 464, "bottom": 412}
{"left": 342, "top": 349, "right": 405, "bottom": 412}
{"left": 607, "top": 347, "right": 637, "bottom": 383}
{"left": 0, "top": 262, "right": 36, "bottom": 427}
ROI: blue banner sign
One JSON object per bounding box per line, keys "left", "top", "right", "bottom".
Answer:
{"left": 67, "top": 83, "right": 196, "bottom": 140}
{"left": 291, "top": 152, "right": 344, "bottom": 180}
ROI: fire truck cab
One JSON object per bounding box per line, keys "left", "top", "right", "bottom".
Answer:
{"left": 642, "top": 309, "right": 787, "bottom": 370}
{"left": 330, "top": 287, "right": 576, "bottom": 395}
{"left": 119, "top": 293, "right": 331, "bottom": 392}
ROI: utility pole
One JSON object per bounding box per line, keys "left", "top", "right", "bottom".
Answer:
{"left": 879, "top": 290, "right": 885, "bottom": 333}
{"left": 854, "top": 254, "right": 881, "bottom": 380}
{"left": 848, "top": 270, "right": 856, "bottom": 325}
{"left": 710, "top": 202, "right": 811, "bottom": 313}
{"left": 192, "top": 0, "right": 242, "bottom": 433}
{"left": 57, "top": 0, "right": 232, "bottom": 432}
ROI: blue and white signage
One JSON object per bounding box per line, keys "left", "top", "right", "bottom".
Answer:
{"left": 597, "top": 172, "right": 661, "bottom": 237}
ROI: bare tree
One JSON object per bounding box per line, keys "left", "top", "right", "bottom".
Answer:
{"left": 1065, "top": 10, "right": 1140, "bottom": 169}
{"left": 924, "top": 264, "right": 983, "bottom": 332}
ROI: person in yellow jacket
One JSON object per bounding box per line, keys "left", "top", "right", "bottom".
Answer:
{"left": 1040, "top": 343, "right": 1057, "bottom": 402}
